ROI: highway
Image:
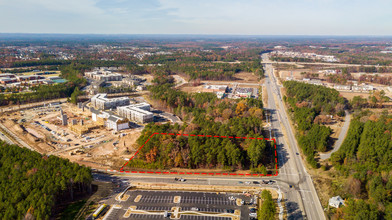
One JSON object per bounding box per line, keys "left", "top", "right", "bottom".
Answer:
{"left": 262, "top": 53, "right": 325, "bottom": 220}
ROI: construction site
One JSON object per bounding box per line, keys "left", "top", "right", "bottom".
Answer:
{"left": 0, "top": 100, "right": 146, "bottom": 170}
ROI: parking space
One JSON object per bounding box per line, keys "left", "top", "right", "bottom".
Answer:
{"left": 181, "top": 196, "right": 236, "bottom": 206}
{"left": 104, "top": 208, "right": 121, "bottom": 220}
{"left": 181, "top": 207, "right": 226, "bottom": 213}
{"left": 128, "top": 213, "right": 165, "bottom": 219}
{"left": 104, "top": 190, "right": 252, "bottom": 220}
{"left": 139, "top": 195, "right": 174, "bottom": 203}
{"left": 136, "top": 206, "right": 171, "bottom": 211}
{"left": 181, "top": 216, "right": 231, "bottom": 220}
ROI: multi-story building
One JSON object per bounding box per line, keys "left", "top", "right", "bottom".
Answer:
{"left": 106, "top": 115, "right": 129, "bottom": 131}
{"left": 91, "top": 93, "right": 130, "bottom": 110}
{"left": 117, "top": 103, "right": 153, "bottom": 124}
{"left": 85, "top": 70, "right": 123, "bottom": 81}
{"left": 90, "top": 107, "right": 129, "bottom": 131}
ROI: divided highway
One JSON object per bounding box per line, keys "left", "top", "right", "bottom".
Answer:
{"left": 262, "top": 54, "right": 325, "bottom": 220}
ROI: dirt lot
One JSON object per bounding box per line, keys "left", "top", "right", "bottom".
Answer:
{"left": 180, "top": 72, "right": 262, "bottom": 93}
{"left": 180, "top": 84, "right": 205, "bottom": 93}
{"left": 279, "top": 70, "right": 311, "bottom": 80}
{"left": 232, "top": 72, "right": 261, "bottom": 83}
{"left": 140, "top": 73, "right": 154, "bottom": 83}
{"left": 339, "top": 91, "right": 371, "bottom": 100}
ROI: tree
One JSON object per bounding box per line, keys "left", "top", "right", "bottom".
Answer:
{"left": 0, "top": 142, "right": 92, "bottom": 219}
{"left": 235, "top": 101, "right": 248, "bottom": 116}
{"left": 258, "top": 190, "right": 276, "bottom": 220}
{"left": 222, "top": 108, "right": 232, "bottom": 120}
{"left": 247, "top": 139, "right": 266, "bottom": 168}
{"left": 342, "top": 199, "right": 379, "bottom": 220}
{"left": 70, "top": 87, "right": 81, "bottom": 104}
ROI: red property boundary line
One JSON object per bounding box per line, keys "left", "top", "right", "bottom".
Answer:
{"left": 116, "top": 133, "right": 278, "bottom": 177}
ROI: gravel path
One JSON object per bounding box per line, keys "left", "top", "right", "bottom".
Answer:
{"left": 320, "top": 110, "right": 351, "bottom": 160}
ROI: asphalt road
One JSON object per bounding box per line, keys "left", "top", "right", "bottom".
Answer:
{"left": 0, "top": 130, "right": 15, "bottom": 145}
{"left": 320, "top": 110, "right": 351, "bottom": 160}
{"left": 262, "top": 53, "right": 325, "bottom": 220}
{"left": 160, "top": 112, "right": 182, "bottom": 124}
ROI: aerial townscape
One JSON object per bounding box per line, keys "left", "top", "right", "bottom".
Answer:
{"left": 1, "top": 1, "right": 392, "bottom": 220}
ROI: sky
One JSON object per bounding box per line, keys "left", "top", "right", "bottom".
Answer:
{"left": 0, "top": 0, "right": 391, "bottom": 35}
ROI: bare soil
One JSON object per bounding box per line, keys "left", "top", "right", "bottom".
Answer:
{"left": 339, "top": 91, "right": 371, "bottom": 100}
{"left": 233, "top": 72, "right": 261, "bottom": 83}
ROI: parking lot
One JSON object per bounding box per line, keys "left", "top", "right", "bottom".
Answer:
{"left": 101, "top": 190, "right": 255, "bottom": 219}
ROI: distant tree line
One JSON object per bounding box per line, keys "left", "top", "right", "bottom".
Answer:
{"left": 137, "top": 52, "right": 264, "bottom": 80}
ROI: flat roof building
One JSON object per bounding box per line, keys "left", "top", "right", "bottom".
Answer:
{"left": 91, "top": 93, "right": 130, "bottom": 110}
{"left": 85, "top": 70, "right": 123, "bottom": 82}
{"left": 117, "top": 103, "right": 153, "bottom": 124}
{"left": 0, "top": 73, "right": 16, "bottom": 78}
{"left": 204, "top": 85, "right": 228, "bottom": 93}
{"left": 0, "top": 77, "right": 18, "bottom": 84}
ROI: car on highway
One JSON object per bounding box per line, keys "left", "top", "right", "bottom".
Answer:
{"left": 174, "top": 177, "right": 186, "bottom": 182}
{"left": 244, "top": 181, "right": 251, "bottom": 185}
{"left": 238, "top": 181, "right": 243, "bottom": 184}
{"left": 296, "top": 152, "right": 299, "bottom": 155}
{"left": 252, "top": 181, "right": 260, "bottom": 184}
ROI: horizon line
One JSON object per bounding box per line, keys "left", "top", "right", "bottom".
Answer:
{"left": 1, "top": 33, "right": 392, "bottom": 37}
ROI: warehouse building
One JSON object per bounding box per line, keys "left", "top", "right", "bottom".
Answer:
{"left": 91, "top": 93, "right": 130, "bottom": 110}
